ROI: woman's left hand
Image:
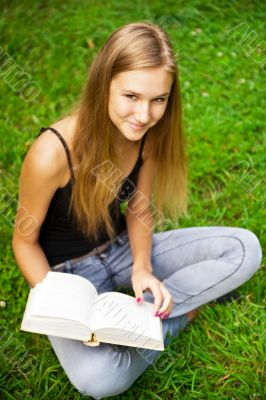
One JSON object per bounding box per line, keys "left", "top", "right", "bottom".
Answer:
{"left": 131, "top": 266, "right": 174, "bottom": 319}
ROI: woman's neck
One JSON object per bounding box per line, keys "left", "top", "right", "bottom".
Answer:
{"left": 113, "top": 129, "right": 139, "bottom": 156}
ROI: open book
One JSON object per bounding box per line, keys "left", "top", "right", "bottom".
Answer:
{"left": 21, "top": 271, "right": 164, "bottom": 351}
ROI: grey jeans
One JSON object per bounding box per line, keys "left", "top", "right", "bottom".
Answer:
{"left": 48, "top": 226, "right": 262, "bottom": 399}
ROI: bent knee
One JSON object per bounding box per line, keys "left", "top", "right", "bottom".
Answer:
{"left": 72, "top": 373, "right": 132, "bottom": 399}
{"left": 68, "top": 350, "right": 133, "bottom": 398}
{"left": 234, "top": 227, "right": 262, "bottom": 278}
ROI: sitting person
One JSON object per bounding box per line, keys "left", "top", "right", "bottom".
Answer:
{"left": 12, "top": 21, "right": 262, "bottom": 399}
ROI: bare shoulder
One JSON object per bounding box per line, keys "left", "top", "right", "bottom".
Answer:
{"left": 14, "top": 115, "right": 78, "bottom": 243}
{"left": 49, "top": 114, "right": 77, "bottom": 153}
{"left": 24, "top": 114, "right": 78, "bottom": 188}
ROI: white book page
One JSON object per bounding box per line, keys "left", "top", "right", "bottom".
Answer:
{"left": 91, "top": 291, "right": 161, "bottom": 341}
{"left": 21, "top": 285, "right": 43, "bottom": 330}
{"left": 28, "top": 272, "right": 98, "bottom": 327}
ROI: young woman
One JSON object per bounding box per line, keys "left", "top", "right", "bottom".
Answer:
{"left": 12, "top": 22, "right": 262, "bottom": 399}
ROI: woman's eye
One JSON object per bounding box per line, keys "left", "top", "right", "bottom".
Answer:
{"left": 124, "top": 95, "right": 166, "bottom": 103}
{"left": 125, "top": 94, "right": 137, "bottom": 100}
{"left": 154, "top": 97, "right": 166, "bottom": 103}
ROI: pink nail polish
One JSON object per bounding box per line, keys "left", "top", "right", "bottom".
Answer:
{"left": 137, "top": 297, "right": 142, "bottom": 303}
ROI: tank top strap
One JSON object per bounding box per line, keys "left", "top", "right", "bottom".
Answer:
{"left": 139, "top": 134, "right": 146, "bottom": 158}
{"left": 38, "top": 127, "right": 75, "bottom": 183}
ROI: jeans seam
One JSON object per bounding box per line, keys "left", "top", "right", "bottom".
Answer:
{"left": 97, "top": 254, "right": 117, "bottom": 288}
{"left": 153, "top": 234, "right": 245, "bottom": 263}
{"left": 158, "top": 234, "right": 246, "bottom": 306}
{"left": 116, "top": 234, "right": 247, "bottom": 305}
{"left": 114, "top": 234, "right": 246, "bottom": 278}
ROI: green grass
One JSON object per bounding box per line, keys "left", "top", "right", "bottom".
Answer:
{"left": 0, "top": 0, "right": 265, "bottom": 399}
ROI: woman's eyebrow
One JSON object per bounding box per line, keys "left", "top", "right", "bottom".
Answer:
{"left": 123, "top": 90, "right": 170, "bottom": 97}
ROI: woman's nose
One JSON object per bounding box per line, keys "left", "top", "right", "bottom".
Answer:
{"left": 134, "top": 102, "right": 150, "bottom": 125}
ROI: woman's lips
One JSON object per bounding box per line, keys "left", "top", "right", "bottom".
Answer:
{"left": 128, "top": 122, "right": 146, "bottom": 131}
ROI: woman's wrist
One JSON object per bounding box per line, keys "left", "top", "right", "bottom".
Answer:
{"left": 132, "top": 261, "right": 153, "bottom": 274}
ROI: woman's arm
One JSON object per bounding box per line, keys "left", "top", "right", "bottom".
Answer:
{"left": 125, "top": 153, "right": 173, "bottom": 317}
{"left": 125, "top": 154, "right": 156, "bottom": 272}
{"left": 12, "top": 132, "right": 68, "bottom": 288}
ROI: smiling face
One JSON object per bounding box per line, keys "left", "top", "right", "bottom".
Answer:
{"left": 108, "top": 67, "right": 173, "bottom": 143}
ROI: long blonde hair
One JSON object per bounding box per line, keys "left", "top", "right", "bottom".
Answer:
{"left": 70, "top": 21, "right": 187, "bottom": 240}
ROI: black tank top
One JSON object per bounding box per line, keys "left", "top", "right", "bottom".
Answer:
{"left": 38, "top": 127, "right": 146, "bottom": 266}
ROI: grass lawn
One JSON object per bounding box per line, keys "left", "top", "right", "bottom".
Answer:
{"left": 0, "top": 0, "right": 265, "bottom": 399}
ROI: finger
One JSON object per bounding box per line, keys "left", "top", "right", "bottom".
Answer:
{"left": 157, "top": 285, "right": 173, "bottom": 316}
{"left": 151, "top": 284, "right": 164, "bottom": 316}
{"left": 132, "top": 284, "right": 144, "bottom": 304}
